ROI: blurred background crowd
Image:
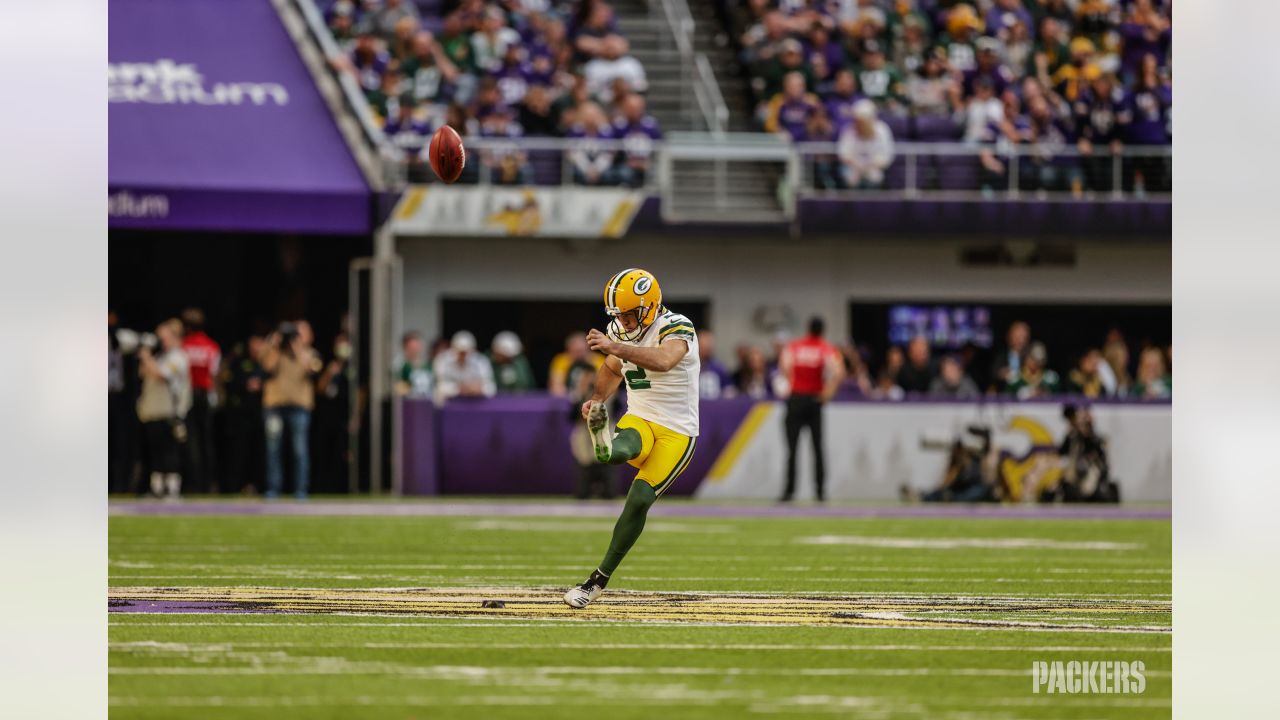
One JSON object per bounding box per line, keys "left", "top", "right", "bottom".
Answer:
{"left": 108, "top": 305, "right": 1170, "bottom": 499}
{"left": 734, "top": 0, "right": 1171, "bottom": 192}
{"left": 317, "top": 0, "right": 1171, "bottom": 194}
{"left": 324, "top": 0, "right": 664, "bottom": 185}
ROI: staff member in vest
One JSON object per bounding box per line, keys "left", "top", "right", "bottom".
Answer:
{"left": 778, "top": 316, "right": 845, "bottom": 502}
{"left": 261, "top": 321, "right": 321, "bottom": 500}
{"left": 136, "top": 319, "right": 192, "bottom": 499}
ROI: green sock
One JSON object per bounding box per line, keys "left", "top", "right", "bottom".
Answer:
{"left": 605, "top": 428, "right": 643, "bottom": 465}
{"left": 598, "top": 479, "right": 657, "bottom": 577}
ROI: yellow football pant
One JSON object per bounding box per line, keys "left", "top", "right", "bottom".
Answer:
{"left": 615, "top": 414, "right": 697, "bottom": 497}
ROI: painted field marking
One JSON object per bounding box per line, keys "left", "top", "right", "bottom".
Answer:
{"left": 110, "top": 640, "right": 1171, "bottom": 653}
{"left": 797, "top": 535, "right": 1143, "bottom": 550}
{"left": 108, "top": 586, "right": 1170, "bottom": 633}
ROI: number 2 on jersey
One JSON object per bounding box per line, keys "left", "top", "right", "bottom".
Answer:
{"left": 624, "top": 367, "right": 650, "bottom": 390}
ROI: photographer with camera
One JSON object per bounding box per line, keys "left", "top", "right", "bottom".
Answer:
{"left": 135, "top": 318, "right": 192, "bottom": 499}
{"left": 260, "top": 320, "right": 321, "bottom": 500}
{"left": 912, "top": 426, "right": 998, "bottom": 503}
{"left": 1053, "top": 404, "right": 1119, "bottom": 503}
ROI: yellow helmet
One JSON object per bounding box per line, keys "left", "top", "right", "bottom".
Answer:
{"left": 603, "top": 268, "right": 662, "bottom": 342}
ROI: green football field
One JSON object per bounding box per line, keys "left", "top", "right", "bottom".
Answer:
{"left": 108, "top": 500, "right": 1171, "bottom": 719}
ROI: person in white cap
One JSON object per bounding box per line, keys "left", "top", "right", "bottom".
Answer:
{"left": 433, "top": 330, "right": 496, "bottom": 403}
{"left": 836, "top": 98, "right": 896, "bottom": 189}
{"left": 488, "top": 330, "right": 536, "bottom": 393}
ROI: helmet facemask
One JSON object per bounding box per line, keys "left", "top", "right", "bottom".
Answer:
{"left": 606, "top": 303, "right": 657, "bottom": 343}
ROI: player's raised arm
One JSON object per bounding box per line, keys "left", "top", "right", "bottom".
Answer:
{"left": 586, "top": 327, "right": 688, "bottom": 372}
{"left": 581, "top": 353, "right": 624, "bottom": 420}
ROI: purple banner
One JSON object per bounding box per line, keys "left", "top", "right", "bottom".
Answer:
{"left": 628, "top": 197, "right": 1170, "bottom": 238}
{"left": 402, "top": 396, "right": 756, "bottom": 496}
{"left": 109, "top": 0, "right": 369, "bottom": 234}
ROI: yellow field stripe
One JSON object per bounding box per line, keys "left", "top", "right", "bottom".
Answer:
{"left": 705, "top": 402, "right": 775, "bottom": 483}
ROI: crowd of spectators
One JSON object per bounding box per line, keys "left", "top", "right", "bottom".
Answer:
{"left": 109, "top": 311, "right": 356, "bottom": 500}
{"left": 693, "top": 321, "right": 1171, "bottom": 402}
{"left": 325, "top": 0, "right": 663, "bottom": 187}
{"left": 109, "top": 307, "right": 1167, "bottom": 499}
{"left": 736, "top": 0, "right": 1172, "bottom": 193}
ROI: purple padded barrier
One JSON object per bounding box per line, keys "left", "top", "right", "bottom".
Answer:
{"left": 402, "top": 395, "right": 757, "bottom": 496}
{"left": 883, "top": 113, "right": 910, "bottom": 140}
{"left": 414, "top": 0, "right": 445, "bottom": 16}
{"left": 527, "top": 149, "right": 563, "bottom": 186}
{"left": 914, "top": 114, "right": 963, "bottom": 141}
{"left": 937, "top": 155, "right": 982, "bottom": 190}
{"left": 883, "top": 156, "right": 907, "bottom": 190}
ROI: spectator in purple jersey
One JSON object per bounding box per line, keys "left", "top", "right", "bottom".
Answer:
{"left": 806, "top": 106, "right": 840, "bottom": 190}
{"left": 383, "top": 96, "right": 433, "bottom": 179}
{"left": 697, "top": 330, "right": 734, "bottom": 399}
{"left": 1118, "top": 0, "right": 1170, "bottom": 82}
{"left": 524, "top": 49, "right": 557, "bottom": 89}
{"left": 491, "top": 44, "right": 533, "bottom": 106}
{"left": 764, "top": 71, "right": 821, "bottom": 142}
{"left": 1124, "top": 53, "right": 1170, "bottom": 192}
{"left": 347, "top": 32, "right": 390, "bottom": 96}
{"left": 567, "top": 102, "right": 621, "bottom": 186}
{"left": 837, "top": 99, "right": 895, "bottom": 189}
{"left": 478, "top": 107, "right": 533, "bottom": 185}
{"left": 470, "top": 77, "right": 509, "bottom": 125}
{"left": 1074, "top": 73, "right": 1128, "bottom": 193}
{"left": 612, "top": 94, "right": 663, "bottom": 188}
{"left": 963, "top": 38, "right": 1014, "bottom": 98}
{"left": 519, "top": 84, "right": 558, "bottom": 136}
{"left": 805, "top": 25, "right": 846, "bottom": 91}
{"left": 1018, "top": 94, "right": 1079, "bottom": 193}
{"left": 986, "top": 0, "right": 1035, "bottom": 42}
{"left": 824, "top": 69, "right": 864, "bottom": 130}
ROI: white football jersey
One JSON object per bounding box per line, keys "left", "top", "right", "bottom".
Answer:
{"left": 608, "top": 308, "right": 700, "bottom": 436}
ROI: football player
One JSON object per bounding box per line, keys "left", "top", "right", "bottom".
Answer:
{"left": 564, "top": 268, "right": 700, "bottom": 609}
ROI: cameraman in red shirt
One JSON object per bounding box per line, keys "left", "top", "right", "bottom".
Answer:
{"left": 778, "top": 317, "right": 845, "bottom": 502}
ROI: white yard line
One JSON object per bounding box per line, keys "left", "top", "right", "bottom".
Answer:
{"left": 108, "top": 663, "right": 1173, "bottom": 679}
{"left": 110, "top": 640, "right": 1172, "bottom": 653}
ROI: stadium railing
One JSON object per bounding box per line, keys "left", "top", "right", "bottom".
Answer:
{"left": 414, "top": 135, "right": 1172, "bottom": 208}
{"left": 651, "top": 0, "right": 729, "bottom": 135}
{"left": 287, "top": 0, "right": 403, "bottom": 188}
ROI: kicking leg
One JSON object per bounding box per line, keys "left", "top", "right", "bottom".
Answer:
{"left": 565, "top": 424, "right": 693, "bottom": 609}
{"left": 564, "top": 480, "right": 655, "bottom": 609}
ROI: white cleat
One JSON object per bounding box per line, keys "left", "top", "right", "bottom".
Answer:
{"left": 563, "top": 570, "right": 609, "bottom": 609}
{"left": 587, "top": 401, "right": 613, "bottom": 463}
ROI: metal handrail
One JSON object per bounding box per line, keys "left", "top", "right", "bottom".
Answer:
{"left": 394, "top": 135, "right": 1171, "bottom": 203}
{"left": 292, "top": 0, "right": 400, "bottom": 180}
{"left": 651, "top": 0, "right": 729, "bottom": 134}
